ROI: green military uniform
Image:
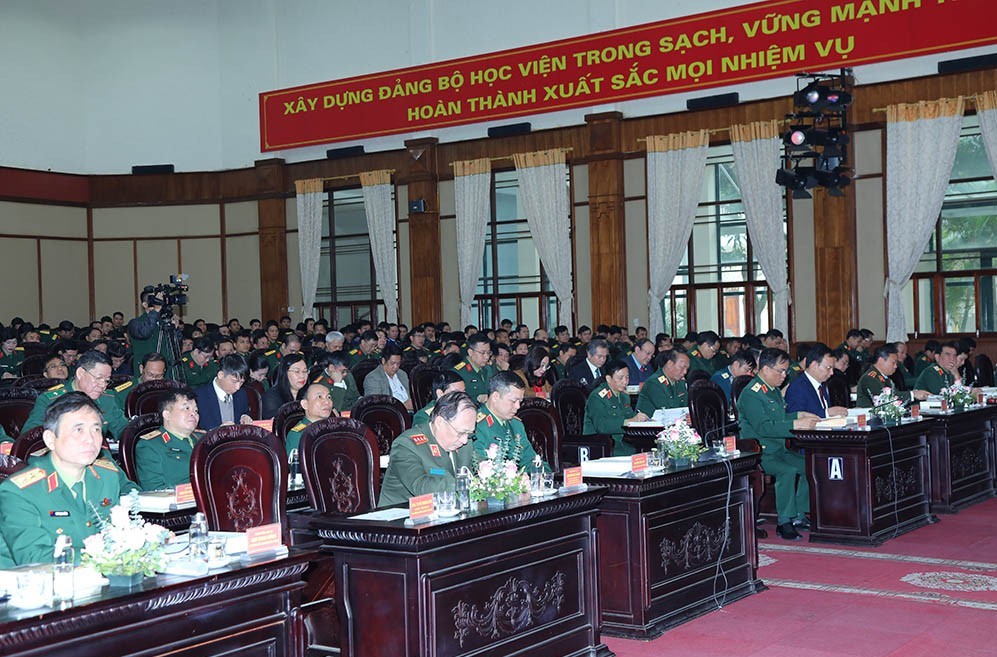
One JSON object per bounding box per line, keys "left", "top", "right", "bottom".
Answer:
{"left": 129, "top": 311, "right": 161, "bottom": 376}
{"left": 837, "top": 343, "right": 863, "bottom": 367}
{"left": 473, "top": 407, "right": 548, "bottom": 472}
{"left": 346, "top": 348, "right": 377, "bottom": 368}
{"left": 22, "top": 382, "right": 130, "bottom": 439}
{"left": 0, "top": 452, "right": 134, "bottom": 565}
{"left": 913, "top": 353, "right": 934, "bottom": 376}
{"left": 181, "top": 355, "right": 218, "bottom": 388}
{"left": 635, "top": 370, "right": 688, "bottom": 416}
{"left": 0, "top": 346, "right": 25, "bottom": 378}
{"left": 112, "top": 376, "right": 139, "bottom": 409}
{"left": 785, "top": 359, "right": 805, "bottom": 385}
{"left": 582, "top": 382, "right": 637, "bottom": 455}
{"left": 854, "top": 367, "right": 913, "bottom": 408}
{"left": 896, "top": 360, "right": 917, "bottom": 389}
{"left": 914, "top": 364, "right": 955, "bottom": 395}
{"left": 314, "top": 373, "right": 360, "bottom": 411}
{"left": 711, "top": 350, "right": 732, "bottom": 371}
{"left": 736, "top": 374, "right": 808, "bottom": 523}
{"left": 412, "top": 400, "right": 436, "bottom": 428}
{"left": 378, "top": 424, "right": 474, "bottom": 507}
{"left": 552, "top": 360, "right": 569, "bottom": 380}
{"left": 687, "top": 348, "right": 715, "bottom": 376}
{"left": 135, "top": 427, "right": 202, "bottom": 491}
{"left": 403, "top": 345, "right": 432, "bottom": 362}
{"left": 263, "top": 349, "right": 282, "bottom": 375}
{"left": 284, "top": 418, "right": 311, "bottom": 455}
{"left": 453, "top": 360, "right": 491, "bottom": 401}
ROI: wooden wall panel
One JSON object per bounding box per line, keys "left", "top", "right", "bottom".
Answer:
{"left": 586, "top": 112, "right": 626, "bottom": 327}
{"left": 93, "top": 241, "right": 136, "bottom": 319}
{"left": 813, "top": 188, "right": 858, "bottom": 344}
{"left": 180, "top": 238, "right": 224, "bottom": 323}
{"left": 0, "top": 238, "right": 40, "bottom": 322}
{"left": 404, "top": 138, "right": 442, "bottom": 323}
{"left": 0, "top": 201, "right": 87, "bottom": 238}
{"left": 256, "top": 159, "right": 288, "bottom": 323}
{"left": 93, "top": 205, "right": 219, "bottom": 238}
{"left": 40, "top": 240, "right": 89, "bottom": 324}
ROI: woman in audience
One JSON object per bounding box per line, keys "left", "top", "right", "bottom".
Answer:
{"left": 582, "top": 360, "right": 650, "bottom": 455}
{"left": 247, "top": 350, "right": 271, "bottom": 389}
{"left": 261, "top": 353, "right": 308, "bottom": 419}
{"left": 515, "top": 345, "right": 552, "bottom": 398}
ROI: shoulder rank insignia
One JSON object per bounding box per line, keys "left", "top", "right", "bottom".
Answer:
{"left": 429, "top": 444, "right": 441, "bottom": 457}
{"left": 598, "top": 388, "right": 611, "bottom": 398}
{"left": 867, "top": 370, "right": 878, "bottom": 378}
{"left": 48, "top": 472, "right": 59, "bottom": 492}
{"left": 47, "top": 383, "right": 66, "bottom": 393}
{"left": 114, "top": 381, "right": 134, "bottom": 393}
{"left": 658, "top": 375, "right": 667, "bottom": 384}
{"left": 140, "top": 429, "right": 161, "bottom": 441}
{"left": 751, "top": 382, "right": 761, "bottom": 392}
{"left": 8, "top": 467, "right": 45, "bottom": 489}
{"left": 485, "top": 414, "right": 494, "bottom": 427}
{"left": 934, "top": 365, "right": 943, "bottom": 373}
{"left": 291, "top": 422, "right": 307, "bottom": 432}
{"left": 264, "top": 349, "right": 276, "bottom": 356}
{"left": 691, "top": 349, "right": 700, "bottom": 357}
{"left": 349, "top": 348, "right": 359, "bottom": 355}
{"left": 411, "top": 433, "right": 428, "bottom": 445}
{"left": 476, "top": 411, "right": 487, "bottom": 423}
{"left": 92, "top": 458, "right": 119, "bottom": 471}
{"left": 721, "top": 372, "right": 730, "bottom": 379}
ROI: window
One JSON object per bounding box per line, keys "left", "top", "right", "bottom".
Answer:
{"left": 658, "top": 145, "right": 783, "bottom": 338}
{"left": 471, "top": 170, "right": 562, "bottom": 329}
{"left": 908, "top": 117, "right": 997, "bottom": 335}
{"left": 315, "top": 187, "right": 392, "bottom": 327}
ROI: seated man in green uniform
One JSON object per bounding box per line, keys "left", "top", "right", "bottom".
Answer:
{"left": 413, "top": 370, "right": 465, "bottom": 427}
{"left": 0, "top": 392, "right": 137, "bottom": 565}
{"left": 687, "top": 330, "right": 720, "bottom": 376}
{"left": 402, "top": 325, "right": 432, "bottom": 364}
{"left": 582, "top": 360, "right": 650, "bottom": 455}
{"left": 285, "top": 382, "right": 336, "bottom": 455}
{"left": 453, "top": 333, "right": 494, "bottom": 403}
{"left": 635, "top": 348, "right": 691, "bottom": 417}
{"left": 22, "top": 349, "right": 129, "bottom": 439}
{"left": 314, "top": 350, "right": 361, "bottom": 411}
{"left": 113, "top": 351, "right": 167, "bottom": 408}
{"left": 855, "top": 344, "right": 930, "bottom": 408}
{"left": 135, "top": 387, "right": 203, "bottom": 490}
{"left": 346, "top": 330, "right": 380, "bottom": 367}
{"left": 914, "top": 341, "right": 959, "bottom": 394}
{"left": 736, "top": 348, "right": 818, "bottom": 541}
{"left": 379, "top": 391, "right": 477, "bottom": 507}
{"left": 913, "top": 340, "right": 940, "bottom": 376}
{"left": 894, "top": 341, "right": 917, "bottom": 388}
{"left": 473, "top": 371, "right": 549, "bottom": 472}
{"left": 181, "top": 336, "right": 220, "bottom": 388}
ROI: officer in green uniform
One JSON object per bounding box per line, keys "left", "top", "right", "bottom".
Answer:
{"left": 379, "top": 391, "right": 477, "bottom": 507}
{"left": 736, "top": 348, "right": 818, "bottom": 541}
{"left": 454, "top": 333, "right": 494, "bottom": 403}
{"left": 472, "top": 371, "right": 549, "bottom": 472}
{"left": 913, "top": 340, "right": 941, "bottom": 377}
{"left": 0, "top": 328, "right": 24, "bottom": 379}
{"left": 181, "top": 337, "right": 219, "bottom": 388}
{"left": 687, "top": 330, "right": 720, "bottom": 376}
{"left": 856, "top": 344, "right": 930, "bottom": 408}
{"left": 284, "top": 382, "right": 335, "bottom": 455}
{"left": 403, "top": 326, "right": 432, "bottom": 363}
{"left": 263, "top": 333, "right": 303, "bottom": 375}
{"left": 128, "top": 288, "right": 177, "bottom": 377}
{"left": 582, "top": 361, "right": 650, "bottom": 456}
{"left": 551, "top": 343, "right": 577, "bottom": 380}
{"left": 412, "top": 370, "right": 465, "bottom": 427}
{"left": 315, "top": 351, "right": 361, "bottom": 411}
{"left": 894, "top": 342, "right": 917, "bottom": 388}
{"left": 135, "top": 388, "right": 203, "bottom": 490}
{"left": 113, "top": 352, "right": 168, "bottom": 409}
{"left": 914, "top": 341, "right": 959, "bottom": 394}
{"left": 346, "top": 330, "right": 380, "bottom": 367}
{"left": 837, "top": 329, "right": 865, "bottom": 368}
{"left": 0, "top": 392, "right": 137, "bottom": 565}
{"left": 23, "top": 350, "right": 129, "bottom": 439}
{"left": 635, "top": 349, "right": 691, "bottom": 416}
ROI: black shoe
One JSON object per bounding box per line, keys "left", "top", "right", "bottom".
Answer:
{"left": 792, "top": 517, "right": 811, "bottom": 531}
{"left": 777, "top": 523, "right": 802, "bottom": 541}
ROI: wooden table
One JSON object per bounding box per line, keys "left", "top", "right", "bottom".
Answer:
{"left": 0, "top": 555, "right": 308, "bottom": 657}
{"left": 297, "top": 488, "right": 613, "bottom": 657}
{"left": 141, "top": 484, "right": 311, "bottom": 532}
{"left": 586, "top": 454, "right": 763, "bottom": 639}
{"left": 792, "top": 419, "right": 935, "bottom": 546}
{"left": 919, "top": 406, "right": 996, "bottom": 513}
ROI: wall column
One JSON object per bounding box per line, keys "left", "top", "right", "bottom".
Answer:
{"left": 255, "top": 158, "right": 289, "bottom": 322}
{"left": 403, "top": 137, "right": 442, "bottom": 323}
{"left": 586, "top": 112, "right": 627, "bottom": 327}
{"left": 813, "top": 186, "right": 858, "bottom": 344}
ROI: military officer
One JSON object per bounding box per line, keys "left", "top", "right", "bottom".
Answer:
{"left": 402, "top": 325, "right": 432, "bottom": 363}
{"left": 0, "top": 328, "right": 24, "bottom": 379}
{"left": 378, "top": 391, "right": 477, "bottom": 507}
{"left": 635, "top": 348, "right": 691, "bottom": 416}
{"left": 473, "top": 371, "right": 549, "bottom": 472}
{"left": 284, "top": 382, "right": 336, "bottom": 455}
{"left": 412, "top": 370, "right": 465, "bottom": 427}
{"left": 135, "top": 387, "right": 203, "bottom": 490}
{"left": 913, "top": 340, "right": 940, "bottom": 376}
{"left": 113, "top": 352, "right": 167, "bottom": 408}
{"left": 687, "top": 330, "right": 720, "bottom": 376}
{"left": 914, "top": 341, "right": 959, "bottom": 394}
{"left": 453, "top": 333, "right": 494, "bottom": 403}
{"left": 346, "top": 330, "right": 380, "bottom": 367}
{"left": 856, "top": 344, "right": 930, "bottom": 408}
{"left": 710, "top": 350, "right": 756, "bottom": 403}
{"left": 582, "top": 361, "right": 650, "bottom": 455}
{"left": 22, "top": 350, "right": 129, "bottom": 439}
{"left": 264, "top": 333, "right": 302, "bottom": 375}
{"left": 0, "top": 392, "right": 137, "bottom": 565}
{"left": 837, "top": 329, "right": 866, "bottom": 368}
{"left": 314, "top": 351, "right": 361, "bottom": 411}
{"left": 894, "top": 341, "right": 918, "bottom": 388}
{"left": 181, "top": 336, "right": 219, "bottom": 388}
{"left": 736, "top": 348, "right": 818, "bottom": 541}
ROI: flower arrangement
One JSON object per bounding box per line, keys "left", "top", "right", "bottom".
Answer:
{"left": 871, "top": 387, "right": 906, "bottom": 422}
{"left": 656, "top": 417, "right": 705, "bottom": 463}
{"left": 941, "top": 382, "right": 975, "bottom": 408}
{"left": 82, "top": 491, "right": 171, "bottom": 577}
{"left": 468, "top": 442, "right": 530, "bottom": 502}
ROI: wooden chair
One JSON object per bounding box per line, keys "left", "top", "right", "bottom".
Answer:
{"left": 125, "top": 379, "right": 184, "bottom": 418}
{"left": 117, "top": 413, "right": 161, "bottom": 484}
{"left": 21, "top": 343, "right": 48, "bottom": 358}
{"left": 549, "top": 377, "right": 614, "bottom": 463}
{"left": 273, "top": 400, "right": 305, "bottom": 445}
{"left": 350, "top": 394, "right": 411, "bottom": 456}
{"left": 245, "top": 380, "right": 265, "bottom": 420}
{"left": 109, "top": 373, "right": 133, "bottom": 389}
{"left": 190, "top": 424, "right": 288, "bottom": 538}
{"left": 686, "top": 369, "right": 711, "bottom": 387}
{"left": 18, "top": 355, "right": 48, "bottom": 377}
{"left": 11, "top": 426, "right": 46, "bottom": 462}
{"left": 728, "top": 374, "right": 769, "bottom": 538}
{"left": 688, "top": 381, "right": 733, "bottom": 443}
{"left": 13, "top": 376, "right": 63, "bottom": 391}
{"left": 0, "top": 387, "right": 39, "bottom": 439}
{"left": 350, "top": 359, "right": 380, "bottom": 396}
{"left": 516, "top": 397, "right": 563, "bottom": 473}
{"left": 729, "top": 374, "right": 754, "bottom": 421}
{"left": 975, "top": 354, "right": 995, "bottom": 387}
{"left": 0, "top": 453, "right": 27, "bottom": 483}
{"left": 408, "top": 363, "right": 441, "bottom": 410}
{"left": 298, "top": 417, "right": 380, "bottom": 514}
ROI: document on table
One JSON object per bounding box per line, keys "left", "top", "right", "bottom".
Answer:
{"left": 350, "top": 508, "right": 410, "bottom": 522}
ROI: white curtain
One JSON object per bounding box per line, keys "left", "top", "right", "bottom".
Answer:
{"left": 513, "top": 149, "right": 574, "bottom": 330}
{"left": 976, "top": 91, "right": 997, "bottom": 190}
{"left": 294, "top": 178, "right": 324, "bottom": 321}
{"left": 359, "top": 170, "right": 399, "bottom": 323}
{"left": 454, "top": 159, "right": 492, "bottom": 329}
{"left": 884, "top": 98, "right": 965, "bottom": 341}
{"left": 730, "top": 121, "right": 791, "bottom": 337}
{"left": 646, "top": 131, "right": 710, "bottom": 338}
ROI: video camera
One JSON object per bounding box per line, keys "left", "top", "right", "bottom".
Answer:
{"left": 144, "top": 274, "right": 190, "bottom": 319}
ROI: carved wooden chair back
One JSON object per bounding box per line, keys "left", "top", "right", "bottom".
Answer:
{"left": 351, "top": 394, "right": 411, "bottom": 455}
{"left": 126, "top": 379, "right": 184, "bottom": 418}
{"left": 516, "top": 397, "right": 563, "bottom": 473}
{"left": 118, "top": 413, "right": 162, "bottom": 484}
{"left": 549, "top": 378, "right": 588, "bottom": 438}
{"left": 299, "top": 417, "right": 380, "bottom": 514}
{"left": 273, "top": 400, "right": 306, "bottom": 445}
{"left": 408, "top": 364, "right": 441, "bottom": 410}
{"left": 0, "top": 387, "right": 38, "bottom": 439}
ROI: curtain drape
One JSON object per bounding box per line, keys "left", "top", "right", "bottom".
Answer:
{"left": 359, "top": 170, "right": 399, "bottom": 323}
{"left": 884, "top": 98, "right": 965, "bottom": 341}
{"left": 294, "top": 178, "right": 324, "bottom": 321}
{"left": 976, "top": 91, "right": 997, "bottom": 188}
{"left": 454, "top": 158, "right": 492, "bottom": 329}
{"left": 730, "top": 120, "right": 791, "bottom": 337}
{"left": 646, "top": 130, "right": 711, "bottom": 338}
{"left": 512, "top": 149, "right": 574, "bottom": 330}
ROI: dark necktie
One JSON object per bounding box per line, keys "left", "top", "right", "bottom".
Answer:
{"left": 819, "top": 385, "right": 828, "bottom": 408}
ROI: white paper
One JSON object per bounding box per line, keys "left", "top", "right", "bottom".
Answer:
{"left": 581, "top": 456, "right": 639, "bottom": 477}
{"left": 379, "top": 455, "right": 390, "bottom": 469}
{"left": 350, "top": 508, "right": 410, "bottom": 521}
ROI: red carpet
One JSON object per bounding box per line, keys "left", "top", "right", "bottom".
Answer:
{"left": 605, "top": 498, "right": 997, "bottom": 657}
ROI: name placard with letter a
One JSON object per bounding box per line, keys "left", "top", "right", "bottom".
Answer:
{"left": 828, "top": 456, "right": 844, "bottom": 481}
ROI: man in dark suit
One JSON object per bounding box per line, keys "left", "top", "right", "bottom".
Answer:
{"left": 625, "top": 339, "right": 656, "bottom": 387}
{"left": 784, "top": 343, "right": 848, "bottom": 419}
{"left": 567, "top": 338, "right": 609, "bottom": 393}
{"left": 194, "top": 354, "right": 253, "bottom": 430}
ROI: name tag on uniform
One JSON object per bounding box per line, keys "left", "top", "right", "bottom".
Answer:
{"left": 49, "top": 510, "right": 70, "bottom": 517}
{"left": 429, "top": 467, "right": 446, "bottom": 476}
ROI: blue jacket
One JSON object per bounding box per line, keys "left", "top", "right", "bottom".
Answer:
{"left": 194, "top": 382, "right": 250, "bottom": 430}
{"left": 710, "top": 367, "right": 735, "bottom": 403}
{"left": 625, "top": 353, "right": 653, "bottom": 386}
{"left": 784, "top": 374, "right": 829, "bottom": 419}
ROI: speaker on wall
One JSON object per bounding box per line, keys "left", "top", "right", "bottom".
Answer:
{"left": 408, "top": 199, "right": 426, "bottom": 214}
{"left": 937, "top": 53, "right": 997, "bottom": 75}
{"left": 686, "top": 92, "right": 740, "bottom": 111}
{"left": 131, "top": 164, "right": 175, "bottom": 175}
{"left": 326, "top": 145, "right": 365, "bottom": 159}
{"left": 487, "top": 122, "right": 532, "bottom": 138}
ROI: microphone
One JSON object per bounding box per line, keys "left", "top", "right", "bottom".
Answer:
{"left": 698, "top": 421, "right": 740, "bottom": 459}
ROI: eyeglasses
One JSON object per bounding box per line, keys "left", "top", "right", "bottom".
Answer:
{"left": 46, "top": 362, "right": 67, "bottom": 371}
{"left": 443, "top": 417, "right": 476, "bottom": 440}
{"left": 82, "top": 369, "right": 111, "bottom": 384}
{"left": 470, "top": 348, "right": 491, "bottom": 356}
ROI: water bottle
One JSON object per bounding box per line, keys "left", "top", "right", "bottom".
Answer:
{"left": 52, "top": 535, "right": 74, "bottom": 606}
{"left": 455, "top": 467, "right": 470, "bottom": 511}
{"left": 529, "top": 455, "right": 543, "bottom": 493}
{"left": 288, "top": 449, "right": 301, "bottom": 487}
{"left": 189, "top": 512, "right": 209, "bottom": 561}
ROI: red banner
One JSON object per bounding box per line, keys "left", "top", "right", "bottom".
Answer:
{"left": 260, "top": 0, "right": 997, "bottom": 151}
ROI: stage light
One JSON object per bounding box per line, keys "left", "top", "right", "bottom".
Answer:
{"left": 776, "top": 166, "right": 816, "bottom": 199}
{"left": 794, "top": 81, "right": 852, "bottom": 112}
{"left": 814, "top": 166, "right": 852, "bottom": 196}
{"left": 783, "top": 127, "right": 850, "bottom": 150}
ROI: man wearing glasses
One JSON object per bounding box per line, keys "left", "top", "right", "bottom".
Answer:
{"left": 855, "top": 343, "right": 930, "bottom": 408}
{"left": 785, "top": 343, "right": 850, "bottom": 419}
{"left": 378, "top": 391, "right": 477, "bottom": 507}
{"left": 736, "top": 348, "right": 819, "bottom": 541}
{"left": 453, "top": 333, "right": 494, "bottom": 403}
{"left": 22, "top": 350, "right": 130, "bottom": 439}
